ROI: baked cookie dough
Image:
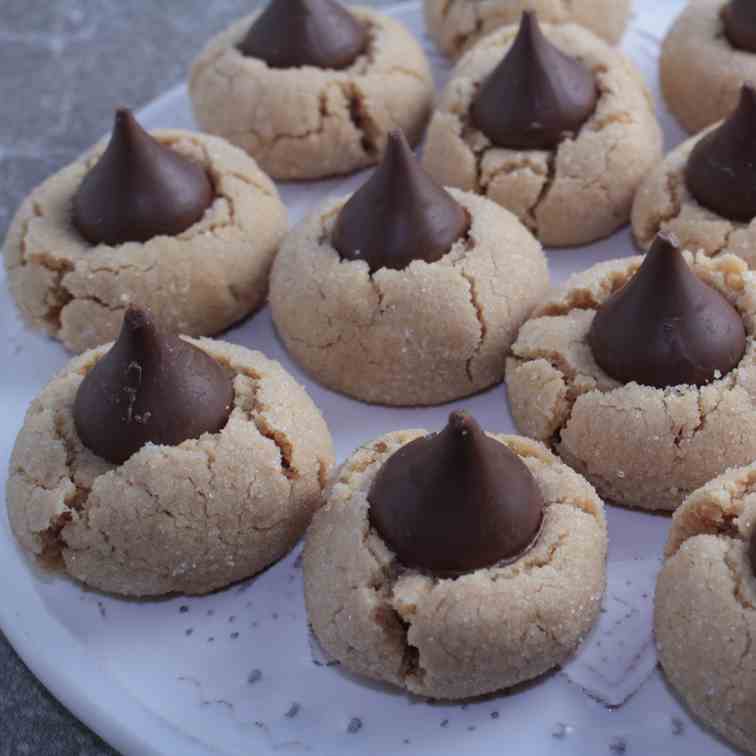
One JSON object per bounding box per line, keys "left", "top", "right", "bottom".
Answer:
{"left": 6, "top": 338, "right": 334, "bottom": 597}
{"left": 655, "top": 463, "right": 756, "bottom": 755}
{"left": 188, "top": 8, "right": 434, "bottom": 180}
{"left": 506, "top": 251, "right": 756, "bottom": 511}
{"left": 303, "top": 430, "right": 607, "bottom": 700}
{"left": 422, "top": 22, "right": 662, "bottom": 247}
{"left": 270, "top": 190, "right": 549, "bottom": 406}
{"left": 3, "top": 129, "right": 287, "bottom": 354}
{"left": 660, "top": 0, "right": 756, "bottom": 134}
{"left": 424, "top": 0, "right": 631, "bottom": 58}
{"left": 632, "top": 122, "right": 756, "bottom": 267}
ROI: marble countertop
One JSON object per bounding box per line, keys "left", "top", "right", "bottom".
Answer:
{"left": 0, "top": 1, "right": 390, "bottom": 753}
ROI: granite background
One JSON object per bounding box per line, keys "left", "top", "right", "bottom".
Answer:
{"left": 0, "top": 1, "right": 390, "bottom": 754}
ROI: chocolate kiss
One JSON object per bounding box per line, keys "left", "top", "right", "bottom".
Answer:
{"left": 74, "top": 306, "right": 234, "bottom": 465}
{"left": 368, "top": 411, "right": 544, "bottom": 576}
{"left": 332, "top": 130, "right": 470, "bottom": 273}
{"left": 723, "top": 0, "right": 756, "bottom": 53}
{"left": 73, "top": 109, "right": 213, "bottom": 246}
{"left": 470, "top": 11, "right": 597, "bottom": 150}
{"left": 588, "top": 234, "right": 746, "bottom": 389}
{"left": 238, "top": 0, "right": 367, "bottom": 70}
{"left": 686, "top": 85, "right": 756, "bottom": 223}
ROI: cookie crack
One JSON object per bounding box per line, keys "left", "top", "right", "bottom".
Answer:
{"left": 530, "top": 151, "right": 558, "bottom": 234}
{"left": 640, "top": 168, "right": 684, "bottom": 248}
{"left": 236, "top": 368, "right": 299, "bottom": 481}
{"left": 341, "top": 81, "right": 379, "bottom": 157}
{"left": 459, "top": 270, "right": 486, "bottom": 383}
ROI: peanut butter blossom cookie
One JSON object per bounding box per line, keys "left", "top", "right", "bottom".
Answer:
{"left": 661, "top": 0, "right": 756, "bottom": 134}
{"left": 422, "top": 13, "right": 662, "bottom": 247}
{"left": 424, "top": 0, "right": 631, "bottom": 58}
{"left": 270, "top": 130, "right": 549, "bottom": 406}
{"left": 506, "top": 234, "right": 756, "bottom": 512}
{"left": 303, "top": 412, "right": 607, "bottom": 699}
{"left": 655, "top": 464, "right": 756, "bottom": 755}
{"left": 3, "top": 109, "right": 287, "bottom": 354}
{"left": 6, "top": 306, "right": 334, "bottom": 597}
{"left": 189, "top": 0, "right": 434, "bottom": 180}
{"left": 633, "top": 85, "right": 756, "bottom": 269}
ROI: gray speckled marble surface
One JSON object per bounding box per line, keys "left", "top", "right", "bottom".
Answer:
{"left": 0, "top": 1, "right": 391, "bottom": 754}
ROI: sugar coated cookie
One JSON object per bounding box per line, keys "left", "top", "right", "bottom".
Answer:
{"left": 270, "top": 132, "right": 549, "bottom": 406}
{"left": 189, "top": 3, "right": 434, "bottom": 180}
{"left": 424, "top": 0, "right": 631, "bottom": 58}
{"left": 633, "top": 85, "right": 756, "bottom": 270}
{"left": 656, "top": 462, "right": 756, "bottom": 755}
{"left": 6, "top": 309, "right": 334, "bottom": 597}
{"left": 661, "top": 0, "right": 756, "bottom": 134}
{"left": 304, "top": 417, "right": 607, "bottom": 700}
{"left": 3, "top": 112, "right": 287, "bottom": 354}
{"left": 507, "top": 241, "right": 756, "bottom": 511}
{"left": 422, "top": 17, "right": 661, "bottom": 247}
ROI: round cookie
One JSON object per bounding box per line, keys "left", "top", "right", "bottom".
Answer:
{"left": 422, "top": 21, "right": 662, "bottom": 247}
{"left": 506, "top": 251, "right": 756, "bottom": 512}
{"left": 188, "top": 7, "right": 434, "bottom": 180}
{"left": 303, "top": 429, "right": 607, "bottom": 700}
{"left": 633, "top": 118, "right": 756, "bottom": 269}
{"left": 660, "top": 0, "right": 756, "bottom": 134}
{"left": 270, "top": 190, "right": 549, "bottom": 406}
{"left": 655, "top": 463, "right": 756, "bottom": 756}
{"left": 3, "top": 128, "right": 287, "bottom": 354}
{"left": 424, "top": 0, "right": 631, "bottom": 58}
{"left": 6, "top": 336, "right": 334, "bottom": 597}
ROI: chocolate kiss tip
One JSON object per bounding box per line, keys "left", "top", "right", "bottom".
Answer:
{"left": 724, "top": 0, "right": 756, "bottom": 53}
{"left": 448, "top": 409, "right": 475, "bottom": 433}
{"left": 470, "top": 11, "right": 597, "bottom": 150}
{"left": 73, "top": 305, "right": 233, "bottom": 466}
{"left": 588, "top": 234, "right": 746, "bottom": 389}
{"left": 686, "top": 84, "right": 756, "bottom": 222}
{"left": 123, "top": 303, "right": 152, "bottom": 331}
{"left": 238, "top": 0, "right": 367, "bottom": 70}
{"left": 332, "top": 129, "right": 469, "bottom": 273}
{"left": 367, "top": 411, "right": 544, "bottom": 576}
{"left": 72, "top": 108, "right": 213, "bottom": 246}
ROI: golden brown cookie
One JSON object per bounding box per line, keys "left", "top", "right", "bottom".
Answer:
{"left": 3, "top": 130, "right": 287, "bottom": 354}
{"left": 632, "top": 123, "right": 756, "bottom": 268}
{"left": 424, "top": 0, "right": 631, "bottom": 58}
{"left": 421, "top": 21, "right": 662, "bottom": 247}
{"left": 506, "top": 252, "right": 756, "bottom": 511}
{"left": 269, "top": 190, "right": 549, "bottom": 406}
{"left": 304, "top": 430, "right": 607, "bottom": 700}
{"left": 6, "top": 338, "right": 334, "bottom": 597}
{"left": 660, "top": 0, "right": 756, "bottom": 134}
{"left": 655, "top": 463, "right": 756, "bottom": 755}
{"left": 188, "top": 8, "right": 434, "bottom": 180}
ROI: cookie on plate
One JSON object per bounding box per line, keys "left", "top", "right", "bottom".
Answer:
{"left": 3, "top": 109, "right": 287, "bottom": 354}
{"left": 661, "top": 0, "right": 756, "bottom": 134}
{"left": 189, "top": 0, "right": 434, "bottom": 180}
{"left": 304, "top": 412, "right": 607, "bottom": 700}
{"left": 6, "top": 306, "right": 334, "bottom": 597}
{"left": 506, "top": 234, "right": 756, "bottom": 512}
{"left": 270, "top": 130, "right": 549, "bottom": 406}
{"left": 424, "top": 0, "right": 631, "bottom": 58}
{"left": 655, "top": 462, "right": 756, "bottom": 756}
{"left": 422, "top": 13, "right": 662, "bottom": 248}
{"left": 633, "top": 84, "right": 756, "bottom": 269}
